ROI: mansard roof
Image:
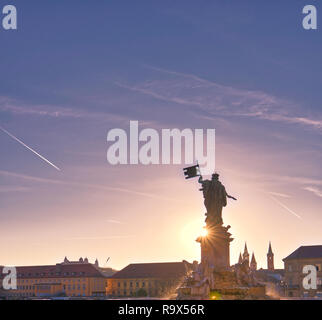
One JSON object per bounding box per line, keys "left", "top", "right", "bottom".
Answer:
{"left": 283, "top": 245, "right": 322, "bottom": 261}
{"left": 110, "top": 262, "right": 189, "bottom": 279}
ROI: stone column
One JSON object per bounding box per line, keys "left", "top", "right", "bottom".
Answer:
{"left": 197, "top": 224, "right": 233, "bottom": 272}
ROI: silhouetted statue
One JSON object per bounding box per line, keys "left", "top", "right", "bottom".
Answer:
{"left": 198, "top": 173, "right": 236, "bottom": 225}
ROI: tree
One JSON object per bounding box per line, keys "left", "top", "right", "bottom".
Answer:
{"left": 135, "top": 288, "right": 147, "bottom": 297}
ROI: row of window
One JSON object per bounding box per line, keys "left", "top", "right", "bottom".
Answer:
{"left": 17, "top": 271, "right": 87, "bottom": 277}
{"left": 111, "top": 289, "right": 158, "bottom": 296}
{"left": 8, "top": 292, "right": 104, "bottom": 298}
{"left": 19, "top": 278, "right": 86, "bottom": 284}
{"left": 16, "top": 284, "right": 87, "bottom": 291}
{"left": 287, "top": 264, "right": 322, "bottom": 272}
{"left": 116, "top": 280, "right": 161, "bottom": 288}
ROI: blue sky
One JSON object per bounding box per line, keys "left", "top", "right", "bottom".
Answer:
{"left": 0, "top": 1, "right": 321, "bottom": 269}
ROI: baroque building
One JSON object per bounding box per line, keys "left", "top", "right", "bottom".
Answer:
{"left": 0, "top": 257, "right": 111, "bottom": 299}
{"left": 283, "top": 245, "right": 322, "bottom": 298}
{"left": 106, "top": 261, "right": 190, "bottom": 297}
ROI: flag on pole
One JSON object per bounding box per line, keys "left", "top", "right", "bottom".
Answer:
{"left": 183, "top": 164, "right": 200, "bottom": 179}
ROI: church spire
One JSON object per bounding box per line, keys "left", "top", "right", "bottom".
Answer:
{"left": 267, "top": 241, "right": 274, "bottom": 271}
{"left": 242, "top": 242, "right": 249, "bottom": 267}
{"left": 250, "top": 252, "right": 257, "bottom": 271}
{"left": 268, "top": 241, "right": 273, "bottom": 255}
{"left": 244, "top": 242, "right": 248, "bottom": 255}
{"left": 238, "top": 252, "right": 243, "bottom": 264}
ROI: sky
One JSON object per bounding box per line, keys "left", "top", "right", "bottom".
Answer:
{"left": 0, "top": 0, "right": 321, "bottom": 270}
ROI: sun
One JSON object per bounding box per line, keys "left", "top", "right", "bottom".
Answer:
{"left": 201, "top": 228, "right": 208, "bottom": 237}
{"left": 180, "top": 219, "right": 206, "bottom": 243}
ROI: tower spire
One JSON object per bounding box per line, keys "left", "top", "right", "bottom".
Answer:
{"left": 242, "top": 242, "right": 250, "bottom": 267}
{"left": 238, "top": 252, "right": 243, "bottom": 264}
{"left": 267, "top": 241, "right": 274, "bottom": 271}
{"left": 268, "top": 241, "right": 273, "bottom": 254}
{"left": 250, "top": 252, "right": 257, "bottom": 271}
{"left": 244, "top": 242, "right": 248, "bottom": 254}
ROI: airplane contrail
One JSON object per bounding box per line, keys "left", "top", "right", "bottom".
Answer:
{"left": 270, "top": 195, "right": 302, "bottom": 219}
{"left": 0, "top": 126, "right": 61, "bottom": 171}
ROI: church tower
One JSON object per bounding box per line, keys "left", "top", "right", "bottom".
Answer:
{"left": 238, "top": 252, "right": 243, "bottom": 264}
{"left": 250, "top": 252, "right": 257, "bottom": 271}
{"left": 267, "top": 241, "right": 274, "bottom": 271}
{"left": 242, "top": 242, "right": 249, "bottom": 267}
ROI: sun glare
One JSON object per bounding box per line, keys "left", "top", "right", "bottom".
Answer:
{"left": 201, "top": 228, "right": 208, "bottom": 237}
{"left": 181, "top": 219, "right": 205, "bottom": 242}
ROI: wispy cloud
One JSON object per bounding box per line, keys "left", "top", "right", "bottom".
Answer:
{"left": 0, "top": 96, "right": 128, "bottom": 123}
{"left": 0, "top": 170, "right": 173, "bottom": 201}
{"left": 107, "top": 219, "right": 122, "bottom": 224}
{"left": 117, "top": 66, "right": 322, "bottom": 132}
{"left": 303, "top": 186, "right": 322, "bottom": 198}
{"left": 0, "top": 186, "right": 30, "bottom": 193}
{"left": 267, "top": 191, "right": 291, "bottom": 198}
{"left": 65, "top": 235, "right": 134, "bottom": 240}
{"left": 0, "top": 96, "right": 85, "bottom": 118}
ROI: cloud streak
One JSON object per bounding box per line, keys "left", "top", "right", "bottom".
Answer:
{"left": 303, "top": 186, "right": 322, "bottom": 198}
{"left": 65, "top": 235, "right": 135, "bottom": 241}
{"left": 270, "top": 195, "right": 302, "bottom": 219}
{"left": 107, "top": 219, "right": 122, "bottom": 224}
{"left": 0, "top": 96, "right": 129, "bottom": 124}
{"left": 0, "top": 186, "right": 30, "bottom": 193}
{"left": 267, "top": 191, "right": 291, "bottom": 198}
{"left": 0, "top": 170, "right": 173, "bottom": 201}
{"left": 117, "top": 66, "right": 322, "bottom": 132}
{"left": 0, "top": 126, "right": 61, "bottom": 171}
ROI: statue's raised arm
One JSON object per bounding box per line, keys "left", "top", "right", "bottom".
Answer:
{"left": 226, "top": 193, "right": 237, "bottom": 201}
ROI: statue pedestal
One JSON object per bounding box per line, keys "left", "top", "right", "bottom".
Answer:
{"left": 196, "top": 224, "right": 233, "bottom": 272}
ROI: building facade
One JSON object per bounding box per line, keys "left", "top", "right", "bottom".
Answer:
{"left": 283, "top": 245, "right": 322, "bottom": 298}
{"left": 106, "top": 261, "right": 190, "bottom": 298}
{"left": 0, "top": 257, "right": 108, "bottom": 299}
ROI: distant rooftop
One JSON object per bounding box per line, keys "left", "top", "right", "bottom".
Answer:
{"left": 110, "top": 262, "right": 190, "bottom": 279}
{"left": 0, "top": 257, "right": 107, "bottom": 279}
{"left": 283, "top": 245, "right": 322, "bottom": 261}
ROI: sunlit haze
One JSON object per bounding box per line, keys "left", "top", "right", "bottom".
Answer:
{"left": 0, "top": 1, "right": 321, "bottom": 271}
